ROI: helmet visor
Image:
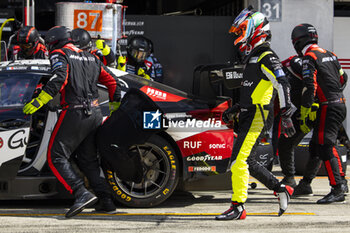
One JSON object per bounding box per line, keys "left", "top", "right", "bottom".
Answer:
{"left": 19, "top": 43, "right": 35, "bottom": 56}
{"left": 131, "top": 49, "right": 148, "bottom": 63}
{"left": 19, "top": 43, "right": 33, "bottom": 50}
{"left": 229, "top": 19, "right": 254, "bottom": 46}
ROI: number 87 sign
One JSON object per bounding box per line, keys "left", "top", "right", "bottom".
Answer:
{"left": 74, "top": 10, "right": 103, "bottom": 32}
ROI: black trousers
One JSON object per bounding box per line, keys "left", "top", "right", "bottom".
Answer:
{"left": 310, "top": 103, "right": 346, "bottom": 187}
{"left": 278, "top": 115, "right": 308, "bottom": 177}
{"left": 47, "top": 107, "right": 110, "bottom": 197}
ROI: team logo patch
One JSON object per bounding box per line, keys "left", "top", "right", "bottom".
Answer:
{"left": 52, "top": 62, "right": 63, "bottom": 70}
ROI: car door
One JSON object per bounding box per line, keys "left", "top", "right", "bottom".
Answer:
{"left": 0, "top": 72, "right": 43, "bottom": 179}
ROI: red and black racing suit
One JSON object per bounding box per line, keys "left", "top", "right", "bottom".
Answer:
{"left": 43, "top": 43, "right": 120, "bottom": 197}
{"left": 231, "top": 44, "right": 292, "bottom": 203}
{"left": 301, "top": 44, "right": 347, "bottom": 188}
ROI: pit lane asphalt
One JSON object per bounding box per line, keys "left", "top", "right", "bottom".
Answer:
{"left": 0, "top": 167, "right": 349, "bottom": 233}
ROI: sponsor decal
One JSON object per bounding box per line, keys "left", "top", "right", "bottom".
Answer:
{"left": 30, "top": 66, "right": 50, "bottom": 71}
{"left": 176, "top": 130, "right": 234, "bottom": 160}
{"left": 209, "top": 143, "right": 226, "bottom": 149}
{"left": 143, "top": 110, "right": 162, "bottom": 129}
{"left": 186, "top": 154, "right": 222, "bottom": 162}
{"left": 163, "top": 146, "right": 177, "bottom": 170}
{"left": 322, "top": 56, "right": 337, "bottom": 63}
{"left": 69, "top": 54, "right": 95, "bottom": 61}
{"left": 242, "top": 80, "right": 253, "bottom": 87}
{"left": 225, "top": 71, "right": 242, "bottom": 80}
{"left": 6, "top": 66, "right": 27, "bottom": 70}
{"left": 256, "top": 153, "right": 269, "bottom": 167}
{"left": 183, "top": 141, "right": 202, "bottom": 149}
{"left": 0, "top": 128, "right": 30, "bottom": 166}
{"left": 106, "top": 170, "right": 132, "bottom": 202}
{"left": 188, "top": 166, "right": 216, "bottom": 172}
{"left": 8, "top": 130, "right": 28, "bottom": 149}
{"left": 140, "top": 86, "right": 186, "bottom": 102}
{"left": 146, "top": 87, "right": 167, "bottom": 100}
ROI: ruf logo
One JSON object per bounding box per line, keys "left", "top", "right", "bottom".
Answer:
{"left": 0, "top": 137, "right": 3, "bottom": 149}
{"left": 143, "top": 110, "right": 162, "bottom": 129}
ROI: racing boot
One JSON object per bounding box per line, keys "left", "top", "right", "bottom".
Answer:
{"left": 293, "top": 179, "right": 313, "bottom": 196}
{"left": 65, "top": 186, "right": 98, "bottom": 218}
{"left": 94, "top": 196, "right": 117, "bottom": 214}
{"left": 316, "top": 185, "right": 345, "bottom": 204}
{"left": 274, "top": 184, "right": 294, "bottom": 216}
{"left": 281, "top": 176, "right": 297, "bottom": 188}
{"left": 215, "top": 202, "right": 246, "bottom": 220}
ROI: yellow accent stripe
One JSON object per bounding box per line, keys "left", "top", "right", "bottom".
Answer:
{"left": 258, "top": 51, "right": 273, "bottom": 62}
{"left": 251, "top": 78, "right": 274, "bottom": 105}
{"left": 0, "top": 212, "right": 315, "bottom": 217}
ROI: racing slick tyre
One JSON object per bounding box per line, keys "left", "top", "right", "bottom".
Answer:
{"left": 102, "top": 135, "right": 180, "bottom": 207}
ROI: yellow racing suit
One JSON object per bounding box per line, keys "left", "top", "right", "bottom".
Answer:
{"left": 231, "top": 44, "right": 292, "bottom": 203}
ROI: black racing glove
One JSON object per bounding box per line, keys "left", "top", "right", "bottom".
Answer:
{"left": 280, "top": 106, "right": 296, "bottom": 138}
{"left": 222, "top": 103, "right": 240, "bottom": 124}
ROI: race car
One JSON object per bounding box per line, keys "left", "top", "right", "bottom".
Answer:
{"left": 0, "top": 59, "right": 273, "bottom": 207}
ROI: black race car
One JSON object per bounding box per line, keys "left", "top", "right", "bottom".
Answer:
{"left": 0, "top": 59, "right": 293, "bottom": 208}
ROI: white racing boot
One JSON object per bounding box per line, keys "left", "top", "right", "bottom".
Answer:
{"left": 274, "top": 184, "right": 294, "bottom": 216}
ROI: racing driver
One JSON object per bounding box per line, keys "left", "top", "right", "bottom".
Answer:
{"left": 216, "top": 6, "right": 295, "bottom": 220}
{"left": 23, "top": 26, "right": 121, "bottom": 218}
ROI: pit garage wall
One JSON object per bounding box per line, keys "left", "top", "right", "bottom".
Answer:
{"left": 246, "top": 0, "right": 334, "bottom": 59}
{"left": 334, "top": 17, "right": 350, "bottom": 135}
{"left": 124, "top": 15, "right": 235, "bottom": 94}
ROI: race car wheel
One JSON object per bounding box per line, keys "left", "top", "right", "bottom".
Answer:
{"left": 104, "top": 135, "right": 180, "bottom": 207}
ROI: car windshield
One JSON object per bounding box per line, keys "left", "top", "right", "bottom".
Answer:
{"left": 0, "top": 73, "right": 42, "bottom": 108}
